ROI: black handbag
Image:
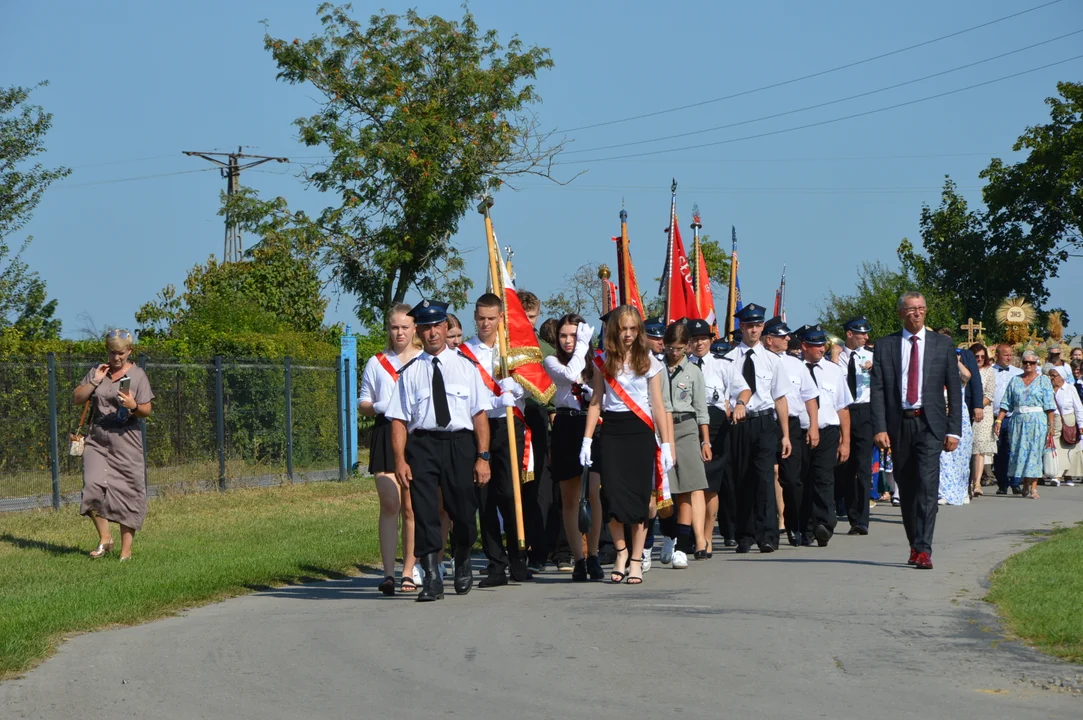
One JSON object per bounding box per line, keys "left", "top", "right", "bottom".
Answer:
{"left": 577, "top": 464, "right": 592, "bottom": 535}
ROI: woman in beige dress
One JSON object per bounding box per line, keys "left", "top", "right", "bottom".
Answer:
{"left": 968, "top": 343, "right": 997, "bottom": 497}
{"left": 73, "top": 329, "right": 155, "bottom": 560}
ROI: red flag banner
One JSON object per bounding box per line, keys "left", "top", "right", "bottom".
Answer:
{"left": 612, "top": 235, "right": 646, "bottom": 319}
{"left": 498, "top": 258, "right": 555, "bottom": 406}
{"left": 662, "top": 204, "right": 700, "bottom": 326}
{"left": 693, "top": 241, "right": 718, "bottom": 336}
{"left": 605, "top": 278, "right": 618, "bottom": 312}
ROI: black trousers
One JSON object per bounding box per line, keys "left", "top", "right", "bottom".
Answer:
{"left": 893, "top": 416, "right": 941, "bottom": 555}
{"left": 478, "top": 416, "right": 526, "bottom": 572}
{"left": 835, "top": 402, "right": 873, "bottom": 528}
{"left": 705, "top": 406, "right": 737, "bottom": 541}
{"left": 406, "top": 430, "right": 478, "bottom": 557}
{"left": 777, "top": 416, "right": 806, "bottom": 533}
{"left": 994, "top": 416, "right": 1021, "bottom": 490}
{"left": 522, "top": 402, "right": 558, "bottom": 564}
{"left": 801, "top": 424, "right": 840, "bottom": 538}
{"left": 730, "top": 413, "right": 780, "bottom": 548}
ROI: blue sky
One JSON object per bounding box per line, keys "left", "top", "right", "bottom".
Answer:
{"left": 3, "top": 0, "right": 1081, "bottom": 340}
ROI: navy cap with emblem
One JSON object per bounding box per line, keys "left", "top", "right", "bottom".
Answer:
{"left": 687, "top": 318, "right": 713, "bottom": 338}
{"left": 801, "top": 324, "right": 828, "bottom": 345}
{"left": 791, "top": 324, "right": 811, "bottom": 341}
{"left": 763, "top": 315, "right": 792, "bottom": 338}
{"left": 734, "top": 303, "right": 766, "bottom": 323}
{"left": 644, "top": 316, "right": 665, "bottom": 338}
{"left": 407, "top": 299, "right": 449, "bottom": 326}
{"left": 844, "top": 316, "right": 872, "bottom": 334}
{"left": 710, "top": 339, "right": 732, "bottom": 357}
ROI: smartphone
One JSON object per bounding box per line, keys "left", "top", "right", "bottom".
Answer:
{"left": 119, "top": 376, "right": 131, "bottom": 395}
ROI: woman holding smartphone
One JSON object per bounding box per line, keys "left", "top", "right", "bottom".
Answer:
{"left": 72, "top": 329, "right": 155, "bottom": 561}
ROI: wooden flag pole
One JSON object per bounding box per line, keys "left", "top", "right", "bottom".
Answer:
{"left": 477, "top": 195, "right": 526, "bottom": 551}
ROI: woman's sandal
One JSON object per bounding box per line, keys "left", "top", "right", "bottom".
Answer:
{"left": 627, "top": 558, "right": 644, "bottom": 585}
{"left": 378, "top": 576, "right": 396, "bottom": 595}
{"left": 89, "top": 542, "right": 114, "bottom": 559}
{"left": 400, "top": 576, "right": 418, "bottom": 593}
{"left": 610, "top": 544, "right": 629, "bottom": 584}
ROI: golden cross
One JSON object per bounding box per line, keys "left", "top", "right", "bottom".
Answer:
{"left": 960, "top": 317, "right": 984, "bottom": 344}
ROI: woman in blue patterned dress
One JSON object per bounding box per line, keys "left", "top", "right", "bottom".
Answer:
{"left": 938, "top": 357, "right": 973, "bottom": 505}
{"left": 995, "top": 350, "right": 1056, "bottom": 499}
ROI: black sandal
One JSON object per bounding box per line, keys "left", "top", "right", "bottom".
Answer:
{"left": 627, "top": 558, "right": 644, "bottom": 585}
{"left": 378, "top": 576, "right": 395, "bottom": 596}
{"left": 400, "top": 576, "right": 417, "bottom": 593}
{"left": 610, "top": 544, "right": 629, "bottom": 584}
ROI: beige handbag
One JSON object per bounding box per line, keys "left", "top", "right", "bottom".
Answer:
{"left": 69, "top": 400, "right": 91, "bottom": 456}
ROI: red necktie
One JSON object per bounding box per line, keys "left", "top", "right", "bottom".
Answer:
{"left": 906, "top": 336, "right": 920, "bottom": 406}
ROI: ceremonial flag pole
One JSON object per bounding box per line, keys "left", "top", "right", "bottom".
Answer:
{"left": 690, "top": 204, "right": 718, "bottom": 337}
{"left": 477, "top": 195, "right": 526, "bottom": 551}
{"left": 613, "top": 204, "right": 646, "bottom": 318}
{"left": 725, "top": 226, "right": 739, "bottom": 339}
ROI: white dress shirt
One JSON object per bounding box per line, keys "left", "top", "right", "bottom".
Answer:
{"left": 385, "top": 348, "right": 489, "bottom": 432}
{"left": 836, "top": 345, "right": 873, "bottom": 404}
{"left": 600, "top": 353, "right": 665, "bottom": 414}
{"left": 722, "top": 342, "right": 789, "bottom": 413}
{"left": 358, "top": 351, "right": 403, "bottom": 415}
{"left": 809, "top": 358, "right": 854, "bottom": 429}
{"left": 992, "top": 363, "right": 1024, "bottom": 416}
{"left": 689, "top": 352, "right": 730, "bottom": 411}
{"left": 543, "top": 351, "right": 590, "bottom": 410}
{"left": 778, "top": 352, "right": 819, "bottom": 429}
{"left": 463, "top": 336, "right": 526, "bottom": 419}
{"left": 1054, "top": 384, "right": 1083, "bottom": 429}
{"left": 900, "top": 327, "right": 927, "bottom": 410}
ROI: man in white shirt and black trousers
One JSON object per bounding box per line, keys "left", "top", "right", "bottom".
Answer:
{"left": 724, "top": 303, "right": 792, "bottom": 554}
{"left": 800, "top": 325, "right": 853, "bottom": 547}
{"left": 388, "top": 300, "right": 494, "bottom": 602}
{"left": 834, "top": 317, "right": 875, "bottom": 535}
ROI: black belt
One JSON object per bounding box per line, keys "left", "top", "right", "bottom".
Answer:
{"left": 554, "top": 407, "right": 587, "bottom": 416}
{"left": 672, "top": 411, "right": 697, "bottom": 424}
{"left": 902, "top": 408, "right": 924, "bottom": 418}
{"left": 412, "top": 429, "right": 473, "bottom": 439}
{"left": 745, "top": 409, "right": 775, "bottom": 419}
{"left": 850, "top": 401, "right": 870, "bottom": 408}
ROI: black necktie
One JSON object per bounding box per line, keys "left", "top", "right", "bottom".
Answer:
{"left": 431, "top": 356, "right": 451, "bottom": 428}
{"left": 694, "top": 357, "right": 703, "bottom": 369}
{"left": 807, "top": 362, "right": 821, "bottom": 408}
{"left": 743, "top": 349, "right": 757, "bottom": 395}
{"left": 847, "top": 352, "right": 858, "bottom": 398}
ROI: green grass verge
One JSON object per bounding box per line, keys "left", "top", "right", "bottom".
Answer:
{"left": 986, "top": 522, "right": 1083, "bottom": 663}
{"left": 0, "top": 479, "right": 382, "bottom": 679}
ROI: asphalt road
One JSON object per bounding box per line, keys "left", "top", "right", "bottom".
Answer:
{"left": 4, "top": 489, "right": 1082, "bottom": 719}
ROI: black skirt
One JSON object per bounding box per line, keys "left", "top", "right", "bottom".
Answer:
{"left": 599, "top": 411, "right": 655, "bottom": 524}
{"left": 368, "top": 414, "right": 395, "bottom": 474}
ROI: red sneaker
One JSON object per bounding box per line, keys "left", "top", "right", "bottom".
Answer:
{"left": 914, "top": 552, "right": 933, "bottom": 570}
{"left": 907, "top": 548, "right": 919, "bottom": 566}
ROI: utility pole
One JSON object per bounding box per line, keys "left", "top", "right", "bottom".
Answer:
{"left": 183, "top": 147, "right": 289, "bottom": 262}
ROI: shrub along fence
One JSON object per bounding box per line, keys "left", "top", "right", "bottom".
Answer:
{"left": 0, "top": 351, "right": 370, "bottom": 512}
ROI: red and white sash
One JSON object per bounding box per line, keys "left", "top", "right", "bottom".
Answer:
{"left": 592, "top": 355, "right": 672, "bottom": 509}
{"left": 458, "top": 344, "right": 534, "bottom": 482}
{"left": 374, "top": 351, "right": 399, "bottom": 382}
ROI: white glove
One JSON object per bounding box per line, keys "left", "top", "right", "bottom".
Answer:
{"left": 575, "top": 322, "right": 595, "bottom": 351}
{"left": 580, "top": 383, "right": 593, "bottom": 400}
{"left": 661, "top": 443, "right": 675, "bottom": 474}
{"left": 499, "top": 377, "right": 525, "bottom": 399}
{"left": 579, "top": 437, "right": 593, "bottom": 467}
{"left": 492, "top": 391, "right": 517, "bottom": 409}
{"left": 372, "top": 399, "right": 390, "bottom": 415}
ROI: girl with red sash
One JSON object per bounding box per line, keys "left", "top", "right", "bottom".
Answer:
{"left": 543, "top": 313, "right": 604, "bottom": 581}
{"left": 581, "top": 306, "right": 675, "bottom": 585}
{"left": 359, "top": 303, "right": 422, "bottom": 595}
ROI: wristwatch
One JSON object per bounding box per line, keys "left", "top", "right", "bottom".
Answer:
{"left": 736, "top": 399, "right": 746, "bottom": 407}
{"left": 477, "top": 451, "right": 491, "bottom": 461}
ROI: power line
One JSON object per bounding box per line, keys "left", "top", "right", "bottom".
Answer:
{"left": 564, "top": 29, "right": 1083, "bottom": 156}
{"left": 56, "top": 167, "right": 219, "bottom": 189}
{"left": 512, "top": 183, "right": 985, "bottom": 196}
{"left": 560, "top": 0, "right": 1065, "bottom": 133}
{"left": 69, "top": 154, "right": 178, "bottom": 169}
{"left": 559, "top": 54, "right": 1083, "bottom": 166}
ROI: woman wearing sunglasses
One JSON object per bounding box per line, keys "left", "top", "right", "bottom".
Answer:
{"left": 72, "top": 329, "right": 155, "bottom": 560}
{"left": 994, "top": 350, "right": 1055, "bottom": 499}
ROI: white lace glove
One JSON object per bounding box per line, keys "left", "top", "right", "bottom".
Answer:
{"left": 493, "top": 392, "right": 517, "bottom": 409}
{"left": 575, "top": 322, "right": 595, "bottom": 353}
{"left": 579, "top": 437, "right": 593, "bottom": 467}
{"left": 499, "top": 377, "right": 525, "bottom": 399}
{"left": 661, "top": 443, "right": 675, "bottom": 474}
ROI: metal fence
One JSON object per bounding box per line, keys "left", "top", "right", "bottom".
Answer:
{"left": 0, "top": 354, "right": 366, "bottom": 512}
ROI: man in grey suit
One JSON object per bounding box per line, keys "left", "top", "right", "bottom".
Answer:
{"left": 870, "top": 292, "right": 962, "bottom": 570}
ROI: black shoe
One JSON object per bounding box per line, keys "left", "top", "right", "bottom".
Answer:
{"left": 694, "top": 549, "right": 707, "bottom": 560}
{"left": 848, "top": 525, "right": 868, "bottom": 536}
{"left": 786, "top": 529, "right": 801, "bottom": 547}
{"left": 417, "top": 553, "right": 445, "bottom": 602}
{"left": 453, "top": 546, "right": 473, "bottom": 595}
{"left": 478, "top": 570, "right": 508, "bottom": 588}
{"left": 586, "top": 555, "right": 605, "bottom": 581}
{"left": 995, "top": 488, "right": 1008, "bottom": 495}
{"left": 814, "top": 524, "right": 831, "bottom": 547}
{"left": 800, "top": 534, "right": 813, "bottom": 547}
{"left": 759, "top": 543, "right": 776, "bottom": 554}
{"left": 509, "top": 558, "right": 534, "bottom": 583}
{"left": 571, "top": 559, "right": 588, "bottom": 582}
{"left": 724, "top": 539, "right": 737, "bottom": 548}
{"left": 735, "top": 543, "right": 752, "bottom": 554}
{"left": 1010, "top": 485, "right": 1023, "bottom": 495}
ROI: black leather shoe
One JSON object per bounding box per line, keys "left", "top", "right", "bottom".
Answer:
{"left": 1010, "top": 485, "right": 1023, "bottom": 495}
{"left": 735, "top": 543, "right": 752, "bottom": 554}
{"left": 453, "top": 546, "right": 473, "bottom": 595}
{"left": 801, "top": 534, "right": 813, "bottom": 547}
{"left": 478, "top": 571, "right": 508, "bottom": 588}
{"left": 995, "top": 488, "right": 1008, "bottom": 495}
{"left": 759, "top": 543, "right": 776, "bottom": 554}
{"left": 848, "top": 525, "right": 868, "bottom": 536}
{"left": 509, "top": 558, "right": 535, "bottom": 583}
{"left": 571, "top": 559, "right": 587, "bottom": 582}
{"left": 586, "top": 555, "right": 605, "bottom": 580}
{"left": 724, "top": 539, "right": 737, "bottom": 547}
{"left": 814, "top": 524, "right": 831, "bottom": 547}
{"left": 416, "top": 553, "right": 445, "bottom": 602}
{"left": 786, "top": 529, "right": 800, "bottom": 547}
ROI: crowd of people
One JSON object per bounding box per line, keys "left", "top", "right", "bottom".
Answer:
{"left": 354, "top": 288, "right": 1083, "bottom": 602}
